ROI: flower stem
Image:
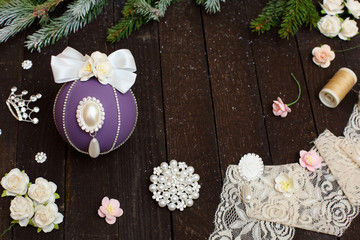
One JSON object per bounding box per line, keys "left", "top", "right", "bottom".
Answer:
{"left": 286, "top": 73, "right": 301, "bottom": 107}
{"left": 0, "top": 223, "right": 16, "bottom": 237}
{"left": 334, "top": 44, "right": 360, "bottom": 53}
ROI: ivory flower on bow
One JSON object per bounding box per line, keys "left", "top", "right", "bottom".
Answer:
{"left": 78, "top": 51, "right": 114, "bottom": 83}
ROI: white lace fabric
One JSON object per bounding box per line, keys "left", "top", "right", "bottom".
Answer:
{"left": 242, "top": 162, "right": 358, "bottom": 237}
{"left": 315, "top": 130, "right": 360, "bottom": 207}
{"left": 209, "top": 166, "right": 295, "bottom": 240}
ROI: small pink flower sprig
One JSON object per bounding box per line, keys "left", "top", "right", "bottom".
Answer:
{"left": 299, "top": 150, "right": 323, "bottom": 172}
{"left": 272, "top": 73, "right": 301, "bottom": 118}
{"left": 98, "top": 197, "right": 123, "bottom": 224}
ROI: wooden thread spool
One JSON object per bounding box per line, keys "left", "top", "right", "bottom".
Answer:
{"left": 319, "top": 67, "right": 357, "bottom": 108}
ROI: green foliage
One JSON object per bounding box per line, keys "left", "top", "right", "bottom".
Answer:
{"left": 1, "top": 190, "right": 6, "bottom": 197}
{"left": 107, "top": 0, "right": 224, "bottom": 42}
{"left": 25, "top": 0, "right": 108, "bottom": 51}
{"left": 0, "top": 0, "right": 225, "bottom": 50}
{"left": 37, "top": 227, "right": 42, "bottom": 233}
{"left": 54, "top": 193, "right": 60, "bottom": 199}
{"left": 250, "top": 0, "right": 320, "bottom": 39}
{"left": 54, "top": 224, "right": 59, "bottom": 230}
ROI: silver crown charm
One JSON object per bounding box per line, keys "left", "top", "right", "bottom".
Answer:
{"left": 6, "top": 86, "right": 42, "bottom": 124}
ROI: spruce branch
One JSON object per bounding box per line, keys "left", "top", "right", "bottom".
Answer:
{"left": 25, "top": 0, "right": 108, "bottom": 52}
{"left": 107, "top": 15, "right": 145, "bottom": 43}
{"left": 278, "top": 0, "right": 308, "bottom": 39}
{"left": 250, "top": 0, "right": 286, "bottom": 34}
{"left": 203, "top": 0, "right": 225, "bottom": 14}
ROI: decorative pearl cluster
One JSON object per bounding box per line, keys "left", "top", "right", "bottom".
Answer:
{"left": 149, "top": 160, "right": 200, "bottom": 211}
{"left": 35, "top": 152, "right": 47, "bottom": 163}
{"left": 21, "top": 60, "right": 33, "bottom": 70}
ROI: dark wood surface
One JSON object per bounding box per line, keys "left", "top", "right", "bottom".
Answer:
{"left": 0, "top": 0, "right": 359, "bottom": 239}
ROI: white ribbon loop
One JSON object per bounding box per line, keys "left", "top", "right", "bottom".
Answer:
{"left": 51, "top": 47, "right": 137, "bottom": 93}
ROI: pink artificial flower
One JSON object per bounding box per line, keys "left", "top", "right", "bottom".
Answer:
{"left": 299, "top": 150, "right": 323, "bottom": 172}
{"left": 98, "top": 197, "right": 123, "bottom": 224}
{"left": 312, "top": 44, "right": 335, "bottom": 68}
{"left": 272, "top": 97, "right": 291, "bottom": 118}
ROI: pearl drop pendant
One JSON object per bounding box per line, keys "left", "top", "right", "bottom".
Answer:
{"left": 76, "top": 97, "right": 105, "bottom": 158}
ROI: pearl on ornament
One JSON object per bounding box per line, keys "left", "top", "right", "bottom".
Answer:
{"left": 149, "top": 184, "right": 157, "bottom": 192}
{"left": 150, "top": 175, "right": 158, "bottom": 183}
{"left": 186, "top": 177, "right": 193, "bottom": 184}
{"left": 158, "top": 184, "right": 165, "bottom": 191}
{"left": 161, "top": 162, "right": 169, "bottom": 169}
{"left": 192, "top": 192, "right": 199, "bottom": 199}
{"left": 192, "top": 174, "right": 200, "bottom": 182}
{"left": 163, "top": 191, "right": 170, "bottom": 199}
{"left": 170, "top": 159, "right": 178, "bottom": 167}
{"left": 158, "top": 199, "right": 167, "bottom": 207}
{"left": 180, "top": 193, "right": 188, "bottom": 200}
{"left": 178, "top": 185, "right": 185, "bottom": 192}
{"left": 171, "top": 195, "right": 179, "bottom": 202}
{"left": 186, "top": 199, "right": 194, "bottom": 207}
{"left": 168, "top": 203, "right": 176, "bottom": 211}
{"left": 83, "top": 102, "right": 100, "bottom": 127}
{"left": 158, "top": 176, "right": 166, "bottom": 183}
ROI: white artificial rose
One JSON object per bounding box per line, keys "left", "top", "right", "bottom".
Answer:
{"left": 94, "top": 61, "right": 113, "bottom": 83}
{"left": 10, "top": 196, "right": 34, "bottom": 227}
{"left": 91, "top": 51, "right": 108, "bottom": 63}
{"left": 78, "top": 55, "right": 94, "bottom": 81}
{"left": 1, "top": 168, "right": 29, "bottom": 196}
{"left": 339, "top": 17, "right": 359, "bottom": 40}
{"left": 32, "top": 203, "right": 63, "bottom": 233}
{"left": 317, "top": 15, "right": 341, "bottom": 37}
{"left": 346, "top": 0, "right": 360, "bottom": 19}
{"left": 320, "top": 0, "right": 344, "bottom": 15}
{"left": 28, "top": 177, "right": 57, "bottom": 204}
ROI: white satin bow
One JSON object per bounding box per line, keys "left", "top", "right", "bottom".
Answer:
{"left": 51, "top": 47, "right": 137, "bottom": 94}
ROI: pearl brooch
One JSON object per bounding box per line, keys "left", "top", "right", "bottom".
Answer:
{"left": 238, "top": 153, "right": 264, "bottom": 203}
{"left": 149, "top": 160, "right": 200, "bottom": 211}
{"left": 76, "top": 97, "right": 105, "bottom": 158}
{"left": 21, "top": 60, "right": 32, "bottom": 70}
{"left": 238, "top": 153, "right": 264, "bottom": 181}
{"left": 35, "top": 152, "right": 47, "bottom": 163}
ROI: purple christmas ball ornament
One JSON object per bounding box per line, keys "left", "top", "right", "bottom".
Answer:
{"left": 53, "top": 78, "right": 137, "bottom": 158}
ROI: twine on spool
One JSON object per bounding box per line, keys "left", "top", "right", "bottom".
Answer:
{"left": 319, "top": 67, "right": 357, "bottom": 108}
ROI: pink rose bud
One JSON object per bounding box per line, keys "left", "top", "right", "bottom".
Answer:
{"left": 299, "top": 150, "right": 323, "bottom": 172}
{"left": 312, "top": 44, "right": 335, "bottom": 68}
{"left": 272, "top": 97, "right": 291, "bottom": 118}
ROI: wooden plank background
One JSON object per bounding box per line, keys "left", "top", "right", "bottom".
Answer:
{"left": 0, "top": 0, "right": 359, "bottom": 239}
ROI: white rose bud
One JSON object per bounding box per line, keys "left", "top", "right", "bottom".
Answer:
{"left": 28, "top": 177, "right": 57, "bottom": 204}
{"left": 94, "top": 61, "right": 113, "bottom": 83}
{"left": 1, "top": 168, "right": 29, "bottom": 196}
{"left": 317, "top": 15, "right": 341, "bottom": 37}
{"left": 32, "top": 203, "right": 63, "bottom": 233}
{"left": 90, "top": 51, "right": 108, "bottom": 63}
{"left": 346, "top": 0, "right": 360, "bottom": 19}
{"left": 339, "top": 17, "right": 359, "bottom": 40}
{"left": 78, "top": 55, "right": 94, "bottom": 81}
{"left": 10, "top": 196, "right": 35, "bottom": 227}
{"left": 320, "top": 0, "right": 344, "bottom": 15}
